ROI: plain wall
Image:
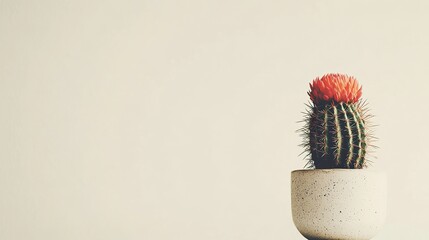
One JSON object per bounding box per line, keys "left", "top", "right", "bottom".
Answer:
{"left": 1, "top": 0, "right": 429, "bottom": 239}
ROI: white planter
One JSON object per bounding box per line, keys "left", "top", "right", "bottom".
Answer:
{"left": 291, "top": 169, "right": 387, "bottom": 240}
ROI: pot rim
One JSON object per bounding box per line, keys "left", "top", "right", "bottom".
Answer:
{"left": 291, "top": 169, "right": 385, "bottom": 174}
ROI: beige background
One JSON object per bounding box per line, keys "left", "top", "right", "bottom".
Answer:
{"left": 1, "top": 0, "right": 429, "bottom": 239}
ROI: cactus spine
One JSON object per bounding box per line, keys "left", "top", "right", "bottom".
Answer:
{"left": 300, "top": 74, "right": 373, "bottom": 169}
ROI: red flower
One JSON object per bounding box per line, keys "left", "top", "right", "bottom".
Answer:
{"left": 309, "top": 73, "right": 362, "bottom": 104}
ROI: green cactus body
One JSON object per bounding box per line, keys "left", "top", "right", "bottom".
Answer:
{"left": 300, "top": 74, "right": 373, "bottom": 169}
{"left": 309, "top": 102, "right": 366, "bottom": 169}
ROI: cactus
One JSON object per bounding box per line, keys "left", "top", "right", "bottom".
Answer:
{"left": 299, "top": 74, "right": 375, "bottom": 169}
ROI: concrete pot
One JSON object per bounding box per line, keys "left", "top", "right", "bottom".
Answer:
{"left": 291, "top": 169, "right": 387, "bottom": 240}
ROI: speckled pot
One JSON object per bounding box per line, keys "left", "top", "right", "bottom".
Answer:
{"left": 291, "top": 169, "right": 387, "bottom": 240}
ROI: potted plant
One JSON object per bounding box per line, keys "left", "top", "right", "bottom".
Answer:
{"left": 292, "top": 74, "right": 387, "bottom": 240}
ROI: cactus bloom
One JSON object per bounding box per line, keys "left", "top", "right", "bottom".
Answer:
{"left": 308, "top": 73, "right": 362, "bottom": 104}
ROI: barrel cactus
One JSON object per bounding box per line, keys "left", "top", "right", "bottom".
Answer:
{"left": 299, "top": 73, "right": 375, "bottom": 169}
